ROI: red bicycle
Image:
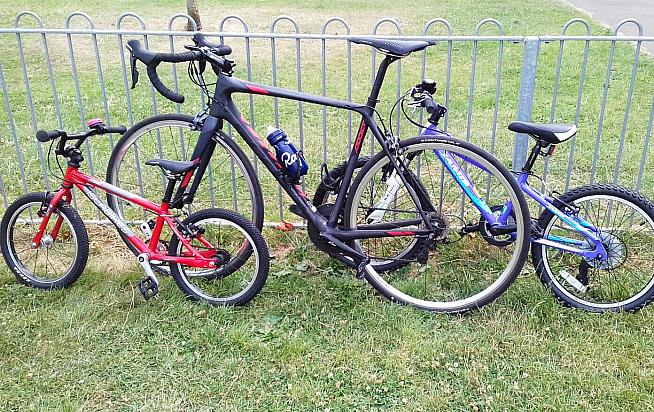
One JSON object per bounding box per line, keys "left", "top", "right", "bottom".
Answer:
{"left": 0, "top": 119, "right": 269, "bottom": 306}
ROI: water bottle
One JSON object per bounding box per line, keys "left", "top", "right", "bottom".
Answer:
{"left": 266, "top": 126, "right": 308, "bottom": 180}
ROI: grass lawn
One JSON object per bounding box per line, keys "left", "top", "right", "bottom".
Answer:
{"left": 1, "top": 0, "right": 654, "bottom": 411}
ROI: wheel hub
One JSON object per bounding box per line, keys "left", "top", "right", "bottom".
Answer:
{"left": 584, "top": 232, "right": 626, "bottom": 270}
{"left": 40, "top": 234, "right": 54, "bottom": 249}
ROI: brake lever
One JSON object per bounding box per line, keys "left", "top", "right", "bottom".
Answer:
{"left": 406, "top": 99, "right": 421, "bottom": 114}
{"left": 129, "top": 53, "right": 139, "bottom": 89}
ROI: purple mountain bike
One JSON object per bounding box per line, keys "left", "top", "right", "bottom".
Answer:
{"left": 320, "top": 105, "right": 654, "bottom": 312}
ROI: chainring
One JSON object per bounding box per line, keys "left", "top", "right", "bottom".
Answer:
{"left": 307, "top": 203, "right": 342, "bottom": 255}
{"left": 478, "top": 205, "right": 517, "bottom": 247}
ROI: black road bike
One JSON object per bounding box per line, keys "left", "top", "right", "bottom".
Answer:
{"left": 106, "top": 33, "right": 531, "bottom": 313}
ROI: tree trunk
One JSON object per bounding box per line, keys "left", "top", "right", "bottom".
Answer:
{"left": 186, "top": 0, "right": 202, "bottom": 31}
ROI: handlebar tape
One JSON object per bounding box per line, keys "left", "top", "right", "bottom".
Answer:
{"left": 192, "top": 33, "right": 232, "bottom": 56}
{"left": 128, "top": 39, "right": 202, "bottom": 103}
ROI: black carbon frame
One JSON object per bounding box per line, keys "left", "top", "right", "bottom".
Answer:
{"left": 177, "top": 55, "right": 437, "bottom": 265}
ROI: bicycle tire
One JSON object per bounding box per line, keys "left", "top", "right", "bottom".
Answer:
{"left": 532, "top": 184, "right": 654, "bottom": 312}
{"left": 1, "top": 192, "right": 89, "bottom": 289}
{"left": 344, "top": 136, "right": 530, "bottom": 313}
{"left": 168, "top": 208, "right": 269, "bottom": 306}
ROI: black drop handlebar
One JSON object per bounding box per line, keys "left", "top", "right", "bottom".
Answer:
{"left": 127, "top": 33, "right": 233, "bottom": 104}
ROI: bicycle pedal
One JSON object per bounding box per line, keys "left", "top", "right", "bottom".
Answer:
{"left": 137, "top": 275, "right": 159, "bottom": 300}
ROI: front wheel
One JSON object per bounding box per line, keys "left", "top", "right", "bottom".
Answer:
{"left": 344, "top": 136, "right": 530, "bottom": 313}
{"left": 168, "top": 208, "right": 269, "bottom": 306}
{"left": 532, "top": 184, "right": 654, "bottom": 312}
{"left": 0, "top": 192, "right": 89, "bottom": 289}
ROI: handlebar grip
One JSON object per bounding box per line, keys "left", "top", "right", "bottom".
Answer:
{"left": 36, "top": 129, "right": 62, "bottom": 142}
{"left": 423, "top": 96, "right": 438, "bottom": 114}
{"left": 155, "top": 50, "right": 203, "bottom": 63}
{"left": 146, "top": 64, "right": 185, "bottom": 104}
{"left": 105, "top": 125, "right": 127, "bottom": 135}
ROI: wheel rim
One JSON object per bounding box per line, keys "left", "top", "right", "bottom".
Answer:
{"left": 540, "top": 194, "right": 654, "bottom": 309}
{"left": 347, "top": 141, "right": 527, "bottom": 311}
{"left": 172, "top": 217, "right": 260, "bottom": 302}
{"left": 7, "top": 201, "right": 78, "bottom": 284}
{"left": 108, "top": 119, "right": 259, "bottom": 228}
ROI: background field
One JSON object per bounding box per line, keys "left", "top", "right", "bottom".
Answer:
{"left": 1, "top": 0, "right": 654, "bottom": 411}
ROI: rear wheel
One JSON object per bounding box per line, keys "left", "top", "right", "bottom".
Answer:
{"left": 168, "top": 208, "right": 269, "bottom": 306}
{"left": 532, "top": 184, "right": 654, "bottom": 312}
{"left": 105, "top": 113, "right": 263, "bottom": 277}
{"left": 0, "top": 192, "right": 88, "bottom": 289}
{"left": 344, "top": 136, "right": 530, "bottom": 313}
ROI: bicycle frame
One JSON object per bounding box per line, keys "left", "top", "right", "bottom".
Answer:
{"left": 35, "top": 166, "right": 218, "bottom": 269}
{"left": 167, "top": 54, "right": 517, "bottom": 267}
{"left": 514, "top": 172, "right": 607, "bottom": 260}
{"left": 455, "top": 141, "right": 609, "bottom": 261}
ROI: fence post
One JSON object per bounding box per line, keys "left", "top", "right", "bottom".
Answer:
{"left": 512, "top": 36, "right": 540, "bottom": 171}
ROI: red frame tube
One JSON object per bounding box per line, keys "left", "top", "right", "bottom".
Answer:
{"left": 33, "top": 166, "right": 218, "bottom": 269}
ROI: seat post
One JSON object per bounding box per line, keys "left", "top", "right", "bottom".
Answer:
{"left": 162, "top": 177, "right": 177, "bottom": 204}
{"left": 522, "top": 141, "right": 545, "bottom": 172}
{"left": 366, "top": 55, "right": 397, "bottom": 108}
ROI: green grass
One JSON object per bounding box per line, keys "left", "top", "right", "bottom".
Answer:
{"left": 1, "top": 0, "right": 654, "bottom": 410}
{"left": 2, "top": 229, "right": 654, "bottom": 411}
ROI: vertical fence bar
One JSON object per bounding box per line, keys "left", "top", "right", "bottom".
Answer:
{"left": 218, "top": 16, "right": 252, "bottom": 212}
{"left": 168, "top": 14, "right": 196, "bottom": 161}
{"left": 560, "top": 19, "right": 591, "bottom": 192}
{"left": 168, "top": 14, "right": 196, "bottom": 117}
{"left": 219, "top": 15, "right": 257, "bottom": 171}
{"left": 65, "top": 12, "right": 103, "bottom": 220}
{"left": 474, "top": 20, "right": 505, "bottom": 203}
{"left": 512, "top": 37, "right": 540, "bottom": 171}
{"left": 321, "top": 18, "right": 351, "bottom": 164}
{"left": 370, "top": 18, "right": 402, "bottom": 156}
{"left": 466, "top": 29, "right": 479, "bottom": 144}
{"left": 420, "top": 19, "right": 453, "bottom": 133}
{"left": 636, "top": 96, "right": 654, "bottom": 193}
{"left": 14, "top": 12, "right": 52, "bottom": 191}
{"left": 116, "top": 13, "right": 149, "bottom": 220}
{"left": 612, "top": 20, "right": 643, "bottom": 185}
{"left": 373, "top": 19, "right": 402, "bottom": 137}
{"left": 270, "top": 16, "right": 301, "bottom": 221}
{"left": 0, "top": 62, "right": 29, "bottom": 197}
{"left": 590, "top": 39, "right": 617, "bottom": 183}
{"left": 420, "top": 19, "right": 452, "bottom": 209}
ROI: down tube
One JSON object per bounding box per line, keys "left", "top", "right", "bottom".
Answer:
{"left": 435, "top": 149, "right": 497, "bottom": 222}
{"left": 222, "top": 104, "right": 315, "bottom": 218}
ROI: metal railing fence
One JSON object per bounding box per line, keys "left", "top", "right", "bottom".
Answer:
{"left": 0, "top": 12, "right": 653, "bottom": 223}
